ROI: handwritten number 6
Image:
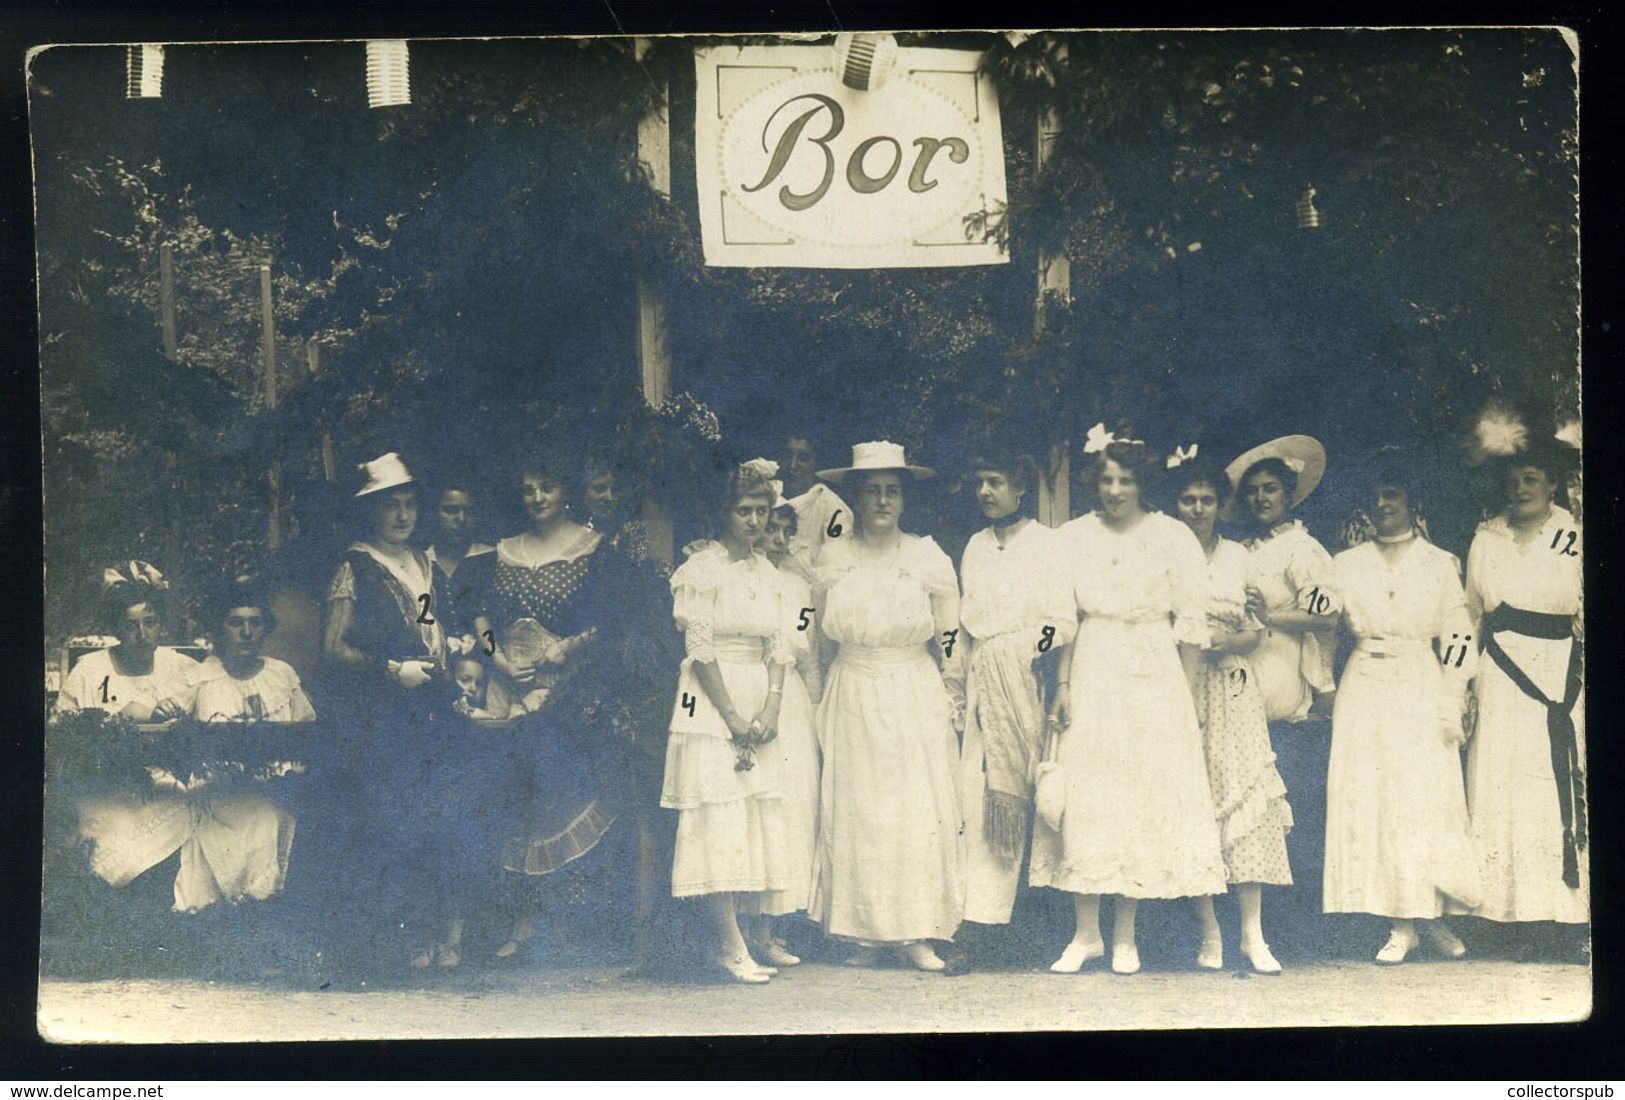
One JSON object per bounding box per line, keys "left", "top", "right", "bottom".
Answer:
{"left": 826, "top": 510, "right": 844, "bottom": 539}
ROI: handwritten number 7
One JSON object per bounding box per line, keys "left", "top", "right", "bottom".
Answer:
{"left": 941, "top": 629, "right": 958, "bottom": 658}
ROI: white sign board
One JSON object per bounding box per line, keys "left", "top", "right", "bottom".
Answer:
{"left": 694, "top": 44, "right": 1008, "bottom": 268}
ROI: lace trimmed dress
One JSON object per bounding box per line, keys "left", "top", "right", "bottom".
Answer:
{"left": 1193, "top": 537, "right": 1294, "bottom": 886}
{"left": 1465, "top": 507, "right": 1588, "bottom": 923}
{"left": 957, "top": 520, "right": 1077, "bottom": 925}
{"left": 809, "top": 534, "right": 965, "bottom": 944}
{"left": 1323, "top": 539, "right": 1479, "bottom": 918}
{"left": 1243, "top": 521, "right": 1339, "bottom": 723}
{"left": 1028, "top": 511, "right": 1227, "bottom": 900}
{"left": 660, "top": 545, "right": 814, "bottom": 905}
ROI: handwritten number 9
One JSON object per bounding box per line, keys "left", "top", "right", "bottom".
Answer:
{"left": 415, "top": 593, "right": 436, "bottom": 625}
{"left": 826, "top": 510, "right": 844, "bottom": 539}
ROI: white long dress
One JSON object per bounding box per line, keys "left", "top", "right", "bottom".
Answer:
{"left": 809, "top": 534, "right": 964, "bottom": 943}
{"left": 957, "top": 520, "right": 1076, "bottom": 924}
{"left": 661, "top": 545, "right": 813, "bottom": 904}
{"left": 757, "top": 554, "right": 821, "bottom": 915}
{"left": 1028, "top": 512, "right": 1227, "bottom": 899}
{"left": 1465, "top": 507, "right": 1588, "bottom": 923}
{"left": 1323, "top": 540, "right": 1479, "bottom": 918}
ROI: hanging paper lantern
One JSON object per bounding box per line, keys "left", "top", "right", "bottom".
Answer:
{"left": 126, "top": 44, "right": 164, "bottom": 99}
{"left": 1296, "top": 184, "right": 1322, "bottom": 229}
{"left": 832, "top": 32, "right": 899, "bottom": 91}
{"left": 365, "top": 40, "right": 410, "bottom": 108}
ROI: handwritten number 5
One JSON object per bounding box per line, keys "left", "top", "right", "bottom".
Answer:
{"left": 798, "top": 607, "right": 814, "bottom": 632}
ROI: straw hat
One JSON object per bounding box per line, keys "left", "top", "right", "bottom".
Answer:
{"left": 816, "top": 440, "right": 935, "bottom": 482}
{"left": 355, "top": 452, "right": 415, "bottom": 497}
{"left": 1219, "top": 435, "right": 1326, "bottom": 523}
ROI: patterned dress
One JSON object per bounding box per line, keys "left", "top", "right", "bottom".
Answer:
{"left": 1192, "top": 538, "right": 1294, "bottom": 886}
{"left": 1028, "top": 512, "right": 1227, "bottom": 900}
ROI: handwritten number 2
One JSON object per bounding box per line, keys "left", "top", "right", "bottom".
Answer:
{"left": 415, "top": 593, "right": 435, "bottom": 625}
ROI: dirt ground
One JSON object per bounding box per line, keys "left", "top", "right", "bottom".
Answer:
{"left": 36, "top": 957, "right": 1589, "bottom": 1043}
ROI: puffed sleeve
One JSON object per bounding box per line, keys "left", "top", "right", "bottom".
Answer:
{"left": 57, "top": 659, "right": 93, "bottom": 714}
{"left": 1166, "top": 518, "right": 1213, "bottom": 647}
{"left": 669, "top": 548, "right": 723, "bottom": 664}
{"left": 1286, "top": 530, "right": 1340, "bottom": 614}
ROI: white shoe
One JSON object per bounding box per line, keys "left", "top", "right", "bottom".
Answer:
{"left": 902, "top": 943, "right": 945, "bottom": 972}
{"left": 1375, "top": 928, "right": 1419, "bottom": 965}
{"left": 1111, "top": 943, "right": 1141, "bottom": 975}
{"left": 758, "top": 938, "right": 801, "bottom": 967}
{"left": 1197, "top": 937, "right": 1223, "bottom": 970}
{"left": 1422, "top": 923, "right": 1467, "bottom": 959}
{"left": 1049, "top": 939, "right": 1105, "bottom": 973}
{"left": 1240, "top": 939, "right": 1282, "bottom": 975}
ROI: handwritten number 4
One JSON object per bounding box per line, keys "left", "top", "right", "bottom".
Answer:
{"left": 681, "top": 692, "right": 697, "bottom": 718}
{"left": 1551, "top": 529, "right": 1579, "bottom": 557}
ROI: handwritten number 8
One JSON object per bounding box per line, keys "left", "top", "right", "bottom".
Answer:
{"left": 1037, "top": 624, "right": 1055, "bottom": 654}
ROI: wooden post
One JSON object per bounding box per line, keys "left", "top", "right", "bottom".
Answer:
{"left": 632, "top": 37, "right": 672, "bottom": 973}
{"left": 260, "top": 263, "right": 282, "bottom": 549}
{"left": 310, "top": 343, "right": 338, "bottom": 484}
{"left": 1034, "top": 90, "right": 1072, "bottom": 527}
{"left": 159, "top": 243, "right": 177, "bottom": 360}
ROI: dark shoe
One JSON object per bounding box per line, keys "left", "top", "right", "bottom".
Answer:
{"left": 941, "top": 942, "right": 973, "bottom": 977}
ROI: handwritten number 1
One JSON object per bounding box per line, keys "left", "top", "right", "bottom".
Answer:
{"left": 98, "top": 675, "right": 111, "bottom": 704}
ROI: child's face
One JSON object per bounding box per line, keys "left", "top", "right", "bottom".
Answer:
{"left": 455, "top": 661, "right": 485, "bottom": 700}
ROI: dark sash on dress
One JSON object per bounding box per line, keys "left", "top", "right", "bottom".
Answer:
{"left": 1481, "top": 603, "right": 1586, "bottom": 888}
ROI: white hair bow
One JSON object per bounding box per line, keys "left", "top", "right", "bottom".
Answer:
{"left": 1166, "top": 443, "right": 1198, "bottom": 469}
{"left": 741, "top": 457, "right": 780, "bottom": 480}
{"left": 1083, "top": 422, "right": 1143, "bottom": 454}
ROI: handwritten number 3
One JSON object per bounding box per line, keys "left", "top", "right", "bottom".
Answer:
{"left": 415, "top": 593, "right": 435, "bottom": 625}
{"left": 482, "top": 630, "right": 496, "bottom": 656}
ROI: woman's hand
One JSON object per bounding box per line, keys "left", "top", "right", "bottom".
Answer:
{"left": 492, "top": 647, "right": 535, "bottom": 684}
{"left": 148, "top": 698, "right": 188, "bottom": 723}
{"left": 722, "top": 708, "right": 755, "bottom": 743}
{"left": 752, "top": 697, "right": 782, "bottom": 743}
{"left": 391, "top": 659, "right": 435, "bottom": 689}
{"left": 1245, "top": 584, "right": 1269, "bottom": 624}
{"left": 1047, "top": 690, "right": 1071, "bottom": 732}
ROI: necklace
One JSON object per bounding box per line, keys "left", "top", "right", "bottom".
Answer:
{"left": 1375, "top": 528, "right": 1416, "bottom": 544}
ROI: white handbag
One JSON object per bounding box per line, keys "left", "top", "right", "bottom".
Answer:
{"left": 1033, "top": 722, "right": 1066, "bottom": 832}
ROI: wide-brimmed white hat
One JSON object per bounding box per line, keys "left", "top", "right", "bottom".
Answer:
{"left": 816, "top": 440, "right": 935, "bottom": 482}
{"left": 355, "top": 452, "right": 415, "bottom": 497}
{"left": 1219, "top": 435, "right": 1326, "bottom": 523}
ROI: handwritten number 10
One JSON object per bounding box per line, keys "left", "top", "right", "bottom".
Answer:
{"left": 1307, "top": 587, "right": 1331, "bottom": 615}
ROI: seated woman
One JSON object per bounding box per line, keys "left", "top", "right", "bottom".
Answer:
{"left": 58, "top": 561, "right": 196, "bottom": 720}
{"left": 73, "top": 574, "right": 306, "bottom": 914}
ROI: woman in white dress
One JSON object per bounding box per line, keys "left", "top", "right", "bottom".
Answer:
{"left": 58, "top": 562, "right": 196, "bottom": 721}
{"left": 809, "top": 441, "right": 964, "bottom": 972}
{"left": 951, "top": 449, "right": 1075, "bottom": 973}
{"left": 661, "top": 462, "right": 815, "bottom": 983}
{"left": 1324, "top": 453, "right": 1478, "bottom": 963}
{"left": 1465, "top": 436, "right": 1587, "bottom": 935}
{"left": 1031, "top": 433, "right": 1227, "bottom": 975}
{"left": 1222, "top": 436, "right": 1340, "bottom": 951}
{"left": 1168, "top": 453, "right": 1293, "bottom": 974}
